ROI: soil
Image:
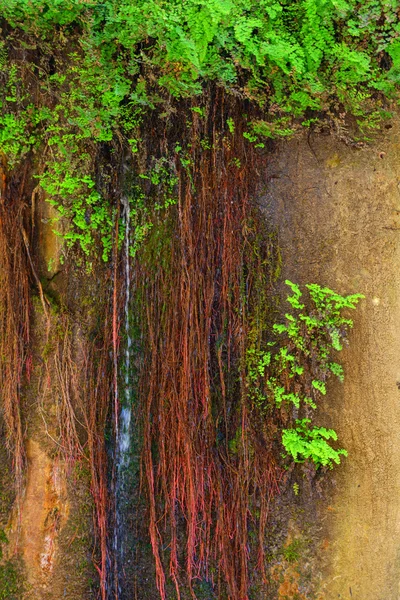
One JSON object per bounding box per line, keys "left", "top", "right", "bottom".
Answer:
{"left": 263, "top": 119, "right": 400, "bottom": 600}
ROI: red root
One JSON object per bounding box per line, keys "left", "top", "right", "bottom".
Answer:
{"left": 137, "top": 92, "right": 282, "bottom": 599}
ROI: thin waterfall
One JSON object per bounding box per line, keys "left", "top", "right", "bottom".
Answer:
{"left": 119, "top": 195, "right": 132, "bottom": 467}
{"left": 112, "top": 195, "right": 132, "bottom": 599}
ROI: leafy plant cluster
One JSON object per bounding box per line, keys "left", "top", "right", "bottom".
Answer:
{"left": 0, "top": 56, "right": 50, "bottom": 168}
{"left": 0, "top": 39, "right": 180, "bottom": 260}
{"left": 246, "top": 280, "right": 363, "bottom": 468}
{"left": 1, "top": 1, "right": 400, "bottom": 259}
{"left": 3, "top": 0, "right": 400, "bottom": 114}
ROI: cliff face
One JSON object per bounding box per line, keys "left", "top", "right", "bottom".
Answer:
{"left": 264, "top": 120, "right": 400, "bottom": 600}
{"left": 2, "top": 119, "right": 400, "bottom": 599}
{"left": 2, "top": 3, "right": 400, "bottom": 598}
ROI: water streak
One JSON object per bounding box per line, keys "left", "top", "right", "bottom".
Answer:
{"left": 119, "top": 195, "right": 132, "bottom": 466}
{"left": 112, "top": 195, "right": 132, "bottom": 599}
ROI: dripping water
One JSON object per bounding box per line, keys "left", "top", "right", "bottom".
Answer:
{"left": 112, "top": 194, "right": 132, "bottom": 599}
{"left": 119, "top": 195, "right": 132, "bottom": 468}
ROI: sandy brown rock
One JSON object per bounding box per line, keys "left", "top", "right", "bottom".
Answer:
{"left": 263, "top": 120, "right": 400, "bottom": 600}
{"left": 19, "top": 440, "right": 69, "bottom": 597}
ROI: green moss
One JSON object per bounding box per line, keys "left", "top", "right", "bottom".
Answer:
{"left": 193, "top": 579, "right": 217, "bottom": 599}
{"left": 228, "top": 426, "right": 242, "bottom": 455}
{"left": 57, "top": 459, "right": 98, "bottom": 596}
{"left": 282, "top": 539, "right": 303, "bottom": 563}
{"left": 0, "top": 425, "right": 15, "bottom": 571}
{"left": 0, "top": 558, "right": 25, "bottom": 600}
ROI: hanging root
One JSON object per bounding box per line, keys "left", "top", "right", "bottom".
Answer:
{"left": 0, "top": 163, "right": 31, "bottom": 496}
{"left": 82, "top": 321, "right": 113, "bottom": 600}
{"left": 0, "top": 156, "right": 115, "bottom": 600}
{"left": 136, "top": 90, "right": 282, "bottom": 599}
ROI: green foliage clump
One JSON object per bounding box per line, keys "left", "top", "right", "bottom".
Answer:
{"left": 0, "top": 58, "right": 50, "bottom": 168}
{"left": 1, "top": 1, "right": 399, "bottom": 259}
{"left": 4, "top": 0, "right": 399, "bottom": 114}
{"left": 282, "top": 418, "right": 347, "bottom": 469}
{"left": 246, "top": 280, "right": 363, "bottom": 469}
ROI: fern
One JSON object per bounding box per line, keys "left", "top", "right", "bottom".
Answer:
{"left": 1, "top": 0, "right": 399, "bottom": 259}
{"left": 247, "top": 281, "right": 363, "bottom": 468}
{"left": 282, "top": 419, "right": 348, "bottom": 469}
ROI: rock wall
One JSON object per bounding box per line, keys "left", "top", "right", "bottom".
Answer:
{"left": 264, "top": 120, "right": 400, "bottom": 600}
{"left": 3, "top": 121, "right": 400, "bottom": 599}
